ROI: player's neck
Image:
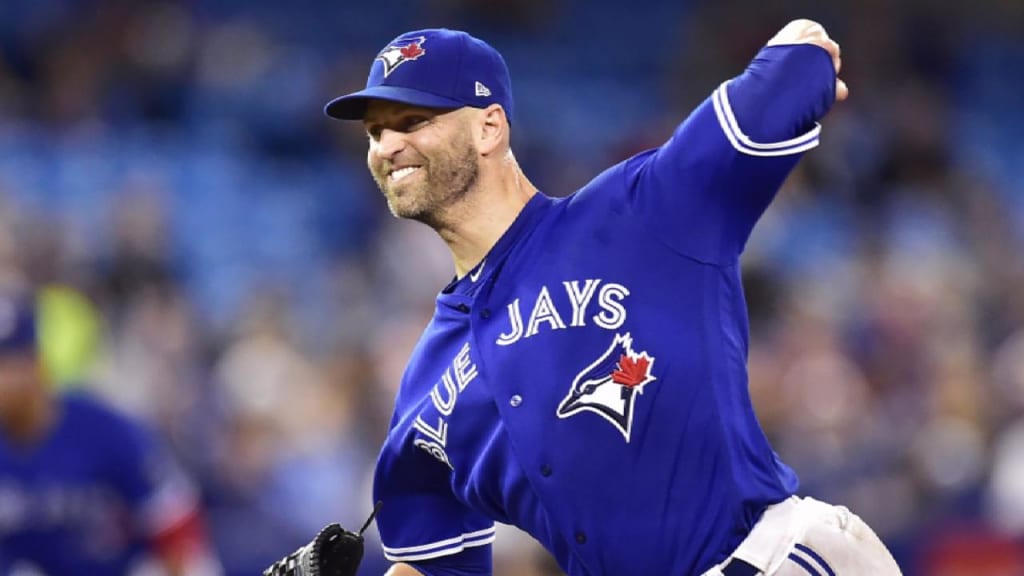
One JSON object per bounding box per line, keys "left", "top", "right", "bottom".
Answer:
{"left": 437, "top": 167, "right": 536, "bottom": 278}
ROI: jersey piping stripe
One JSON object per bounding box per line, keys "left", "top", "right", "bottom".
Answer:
{"left": 712, "top": 82, "right": 821, "bottom": 157}
{"left": 714, "top": 81, "right": 822, "bottom": 149}
{"left": 793, "top": 543, "right": 836, "bottom": 576}
{"left": 787, "top": 551, "right": 823, "bottom": 576}
{"left": 713, "top": 81, "right": 821, "bottom": 153}
{"left": 382, "top": 533, "right": 496, "bottom": 562}
{"left": 382, "top": 526, "right": 496, "bottom": 562}
{"left": 382, "top": 526, "right": 495, "bottom": 554}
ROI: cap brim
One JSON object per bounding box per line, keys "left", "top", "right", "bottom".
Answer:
{"left": 324, "top": 86, "right": 466, "bottom": 120}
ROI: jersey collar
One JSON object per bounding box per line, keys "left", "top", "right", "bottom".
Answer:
{"left": 441, "top": 192, "right": 550, "bottom": 298}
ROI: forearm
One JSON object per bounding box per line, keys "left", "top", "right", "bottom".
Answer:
{"left": 385, "top": 563, "right": 423, "bottom": 576}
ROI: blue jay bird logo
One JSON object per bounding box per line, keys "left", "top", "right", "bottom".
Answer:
{"left": 556, "top": 333, "right": 656, "bottom": 442}
{"left": 376, "top": 37, "right": 427, "bottom": 77}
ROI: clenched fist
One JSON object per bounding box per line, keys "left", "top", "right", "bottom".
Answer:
{"left": 767, "top": 19, "right": 848, "bottom": 101}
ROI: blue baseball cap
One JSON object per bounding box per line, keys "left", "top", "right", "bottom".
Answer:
{"left": 325, "top": 28, "right": 514, "bottom": 122}
{"left": 0, "top": 294, "right": 36, "bottom": 354}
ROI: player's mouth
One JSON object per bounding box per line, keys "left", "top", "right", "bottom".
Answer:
{"left": 388, "top": 165, "right": 422, "bottom": 183}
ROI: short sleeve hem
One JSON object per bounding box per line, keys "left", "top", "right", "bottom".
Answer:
{"left": 382, "top": 526, "right": 496, "bottom": 562}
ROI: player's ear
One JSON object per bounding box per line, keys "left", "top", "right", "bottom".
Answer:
{"left": 476, "top": 103, "right": 507, "bottom": 156}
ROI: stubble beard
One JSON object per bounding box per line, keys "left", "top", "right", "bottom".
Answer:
{"left": 372, "top": 132, "right": 480, "bottom": 229}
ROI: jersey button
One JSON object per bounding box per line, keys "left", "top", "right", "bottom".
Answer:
{"left": 575, "top": 531, "right": 587, "bottom": 544}
{"left": 540, "top": 464, "right": 552, "bottom": 477}
{"left": 481, "top": 308, "right": 491, "bottom": 319}
{"left": 455, "top": 303, "right": 470, "bottom": 313}
{"left": 509, "top": 395, "right": 522, "bottom": 407}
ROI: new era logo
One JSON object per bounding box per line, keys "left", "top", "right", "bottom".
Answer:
{"left": 474, "top": 81, "right": 491, "bottom": 97}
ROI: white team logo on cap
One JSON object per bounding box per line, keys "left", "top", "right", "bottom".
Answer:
{"left": 376, "top": 36, "right": 427, "bottom": 77}
{"left": 557, "top": 333, "right": 656, "bottom": 442}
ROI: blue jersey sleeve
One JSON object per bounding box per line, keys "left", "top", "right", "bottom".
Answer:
{"left": 374, "top": 443, "right": 494, "bottom": 570}
{"left": 626, "top": 44, "right": 836, "bottom": 264}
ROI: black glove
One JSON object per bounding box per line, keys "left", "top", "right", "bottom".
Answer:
{"left": 262, "top": 523, "right": 365, "bottom": 576}
{"left": 264, "top": 503, "right": 381, "bottom": 576}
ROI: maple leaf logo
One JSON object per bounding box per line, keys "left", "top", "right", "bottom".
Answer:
{"left": 400, "top": 42, "right": 424, "bottom": 59}
{"left": 612, "top": 354, "right": 653, "bottom": 388}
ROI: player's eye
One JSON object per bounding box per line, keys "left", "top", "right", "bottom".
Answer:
{"left": 401, "top": 116, "right": 429, "bottom": 131}
{"left": 365, "top": 113, "right": 432, "bottom": 142}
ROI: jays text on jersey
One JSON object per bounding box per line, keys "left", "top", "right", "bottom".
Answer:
{"left": 373, "top": 44, "right": 836, "bottom": 575}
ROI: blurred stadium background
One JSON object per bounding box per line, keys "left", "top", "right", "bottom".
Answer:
{"left": 1, "top": 0, "right": 1023, "bottom": 574}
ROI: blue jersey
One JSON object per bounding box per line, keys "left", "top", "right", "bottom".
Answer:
{"left": 373, "top": 45, "right": 835, "bottom": 575}
{"left": 0, "top": 391, "right": 197, "bottom": 575}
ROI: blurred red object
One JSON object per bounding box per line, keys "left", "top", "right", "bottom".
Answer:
{"left": 919, "top": 524, "right": 1024, "bottom": 576}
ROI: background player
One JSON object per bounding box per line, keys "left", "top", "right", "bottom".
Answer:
{"left": 0, "top": 287, "right": 221, "bottom": 575}
{"left": 266, "top": 19, "right": 900, "bottom": 576}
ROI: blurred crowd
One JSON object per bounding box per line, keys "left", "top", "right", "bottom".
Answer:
{"left": 0, "top": 0, "right": 1022, "bottom": 574}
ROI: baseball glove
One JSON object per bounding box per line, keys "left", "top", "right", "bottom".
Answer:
{"left": 263, "top": 503, "right": 381, "bottom": 576}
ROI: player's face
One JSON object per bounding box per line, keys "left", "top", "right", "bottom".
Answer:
{"left": 363, "top": 101, "right": 479, "bottom": 225}
{"left": 0, "top": 353, "right": 39, "bottom": 420}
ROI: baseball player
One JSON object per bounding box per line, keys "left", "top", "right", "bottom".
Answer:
{"left": 266, "top": 19, "right": 902, "bottom": 576}
{"left": 0, "top": 290, "right": 220, "bottom": 575}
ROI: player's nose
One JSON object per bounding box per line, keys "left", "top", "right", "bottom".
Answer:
{"left": 373, "top": 127, "right": 407, "bottom": 159}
